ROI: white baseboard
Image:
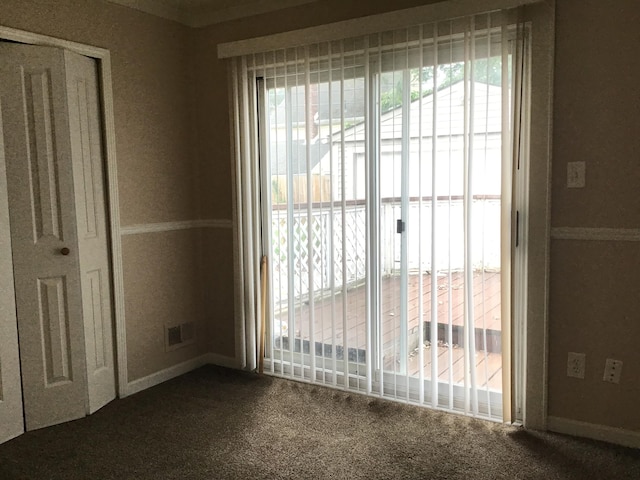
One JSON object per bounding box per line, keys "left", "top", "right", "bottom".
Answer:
{"left": 0, "top": 430, "right": 24, "bottom": 446}
{"left": 124, "top": 353, "right": 239, "bottom": 397}
{"left": 126, "top": 355, "right": 210, "bottom": 396}
{"left": 547, "top": 416, "right": 640, "bottom": 449}
{"left": 203, "top": 353, "right": 240, "bottom": 369}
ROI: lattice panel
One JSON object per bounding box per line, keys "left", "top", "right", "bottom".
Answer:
{"left": 271, "top": 205, "right": 367, "bottom": 307}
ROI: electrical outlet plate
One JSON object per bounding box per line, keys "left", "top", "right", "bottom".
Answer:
{"left": 567, "top": 352, "right": 586, "bottom": 379}
{"left": 603, "top": 358, "right": 623, "bottom": 384}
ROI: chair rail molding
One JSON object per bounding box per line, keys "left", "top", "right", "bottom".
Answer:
{"left": 551, "top": 227, "right": 640, "bottom": 242}
{"left": 120, "top": 219, "right": 233, "bottom": 236}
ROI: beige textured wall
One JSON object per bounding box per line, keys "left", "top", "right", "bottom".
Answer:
{"left": 200, "top": 228, "right": 235, "bottom": 358}
{"left": 549, "top": 242, "right": 640, "bottom": 428}
{"left": 548, "top": 0, "right": 640, "bottom": 430}
{"left": 0, "top": 0, "right": 204, "bottom": 382}
{"left": 122, "top": 230, "right": 206, "bottom": 380}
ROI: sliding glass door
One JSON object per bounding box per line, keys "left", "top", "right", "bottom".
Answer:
{"left": 258, "top": 14, "right": 520, "bottom": 421}
{"left": 375, "top": 60, "right": 506, "bottom": 417}
{"left": 264, "top": 59, "right": 370, "bottom": 388}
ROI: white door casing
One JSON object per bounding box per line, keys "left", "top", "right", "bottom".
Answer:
{"left": 0, "top": 43, "right": 116, "bottom": 431}
{"left": 0, "top": 98, "right": 24, "bottom": 444}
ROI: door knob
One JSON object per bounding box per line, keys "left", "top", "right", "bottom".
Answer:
{"left": 60, "top": 247, "right": 70, "bottom": 256}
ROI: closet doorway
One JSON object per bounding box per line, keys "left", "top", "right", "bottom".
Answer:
{"left": 0, "top": 42, "right": 117, "bottom": 442}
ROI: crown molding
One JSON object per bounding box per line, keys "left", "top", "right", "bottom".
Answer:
{"left": 105, "top": 0, "right": 318, "bottom": 28}
{"left": 189, "top": 0, "right": 318, "bottom": 27}
{"left": 106, "top": 0, "right": 191, "bottom": 25}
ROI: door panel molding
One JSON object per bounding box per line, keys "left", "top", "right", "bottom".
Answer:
{"left": 87, "top": 269, "right": 107, "bottom": 370}
{"left": 0, "top": 25, "right": 128, "bottom": 397}
{"left": 74, "top": 76, "right": 99, "bottom": 239}
{"left": 24, "top": 68, "right": 65, "bottom": 241}
{"left": 38, "top": 276, "right": 74, "bottom": 384}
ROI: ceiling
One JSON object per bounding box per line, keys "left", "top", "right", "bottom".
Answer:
{"left": 106, "top": 0, "right": 320, "bottom": 28}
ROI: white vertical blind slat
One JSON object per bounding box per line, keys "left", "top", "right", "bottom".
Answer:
{"left": 468, "top": 16, "right": 479, "bottom": 416}
{"left": 292, "top": 46, "right": 303, "bottom": 381}
{"left": 500, "top": 20, "right": 513, "bottom": 421}
{"left": 462, "top": 20, "right": 472, "bottom": 415}
{"left": 375, "top": 34, "right": 384, "bottom": 400}
{"left": 480, "top": 16, "right": 493, "bottom": 418}
{"left": 401, "top": 48, "right": 411, "bottom": 402}
{"left": 303, "top": 46, "right": 316, "bottom": 382}
{"left": 510, "top": 13, "right": 527, "bottom": 422}
{"left": 339, "top": 39, "right": 349, "bottom": 390}
{"left": 364, "top": 34, "right": 374, "bottom": 395}
{"left": 230, "top": 58, "right": 247, "bottom": 370}
{"left": 327, "top": 41, "right": 338, "bottom": 388}
{"left": 446, "top": 20, "right": 455, "bottom": 411}
{"left": 241, "top": 55, "right": 258, "bottom": 372}
{"left": 284, "top": 49, "right": 297, "bottom": 381}
{"left": 430, "top": 22, "right": 440, "bottom": 408}
{"left": 417, "top": 24, "right": 425, "bottom": 406}
{"left": 271, "top": 53, "right": 282, "bottom": 376}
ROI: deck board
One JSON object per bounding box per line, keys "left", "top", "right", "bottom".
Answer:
{"left": 273, "top": 270, "right": 502, "bottom": 391}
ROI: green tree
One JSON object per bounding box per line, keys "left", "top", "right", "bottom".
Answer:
{"left": 379, "top": 56, "right": 507, "bottom": 113}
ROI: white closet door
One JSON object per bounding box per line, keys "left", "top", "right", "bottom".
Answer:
{"left": 64, "top": 50, "right": 116, "bottom": 414}
{"left": 0, "top": 104, "right": 24, "bottom": 444}
{"left": 1, "top": 43, "right": 88, "bottom": 431}
{"left": 0, "top": 41, "right": 116, "bottom": 437}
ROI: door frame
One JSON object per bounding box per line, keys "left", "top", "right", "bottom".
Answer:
{"left": 225, "top": 0, "right": 553, "bottom": 431}
{"left": 0, "top": 25, "right": 128, "bottom": 397}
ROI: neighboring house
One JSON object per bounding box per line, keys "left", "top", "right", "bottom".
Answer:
{"left": 268, "top": 80, "right": 505, "bottom": 308}
{"left": 324, "top": 80, "right": 503, "bottom": 203}
{"left": 316, "top": 80, "right": 505, "bottom": 273}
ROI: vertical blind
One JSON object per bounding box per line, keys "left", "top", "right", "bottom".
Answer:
{"left": 229, "top": 7, "right": 526, "bottom": 422}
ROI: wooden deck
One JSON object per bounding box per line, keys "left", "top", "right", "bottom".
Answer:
{"left": 404, "top": 346, "right": 503, "bottom": 390}
{"left": 273, "top": 271, "right": 503, "bottom": 391}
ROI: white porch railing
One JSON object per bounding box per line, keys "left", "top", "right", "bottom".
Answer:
{"left": 270, "top": 197, "right": 501, "bottom": 307}
{"left": 271, "top": 203, "right": 367, "bottom": 307}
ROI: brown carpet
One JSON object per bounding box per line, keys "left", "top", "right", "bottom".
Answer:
{"left": 1, "top": 365, "right": 639, "bottom": 479}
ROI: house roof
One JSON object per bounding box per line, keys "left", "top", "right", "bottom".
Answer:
{"left": 339, "top": 81, "right": 504, "bottom": 143}
{"left": 269, "top": 81, "right": 503, "bottom": 176}
{"left": 270, "top": 139, "right": 331, "bottom": 176}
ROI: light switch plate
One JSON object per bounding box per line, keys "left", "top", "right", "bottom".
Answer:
{"left": 567, "top": 161, "right": 586, "bottom": 188}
